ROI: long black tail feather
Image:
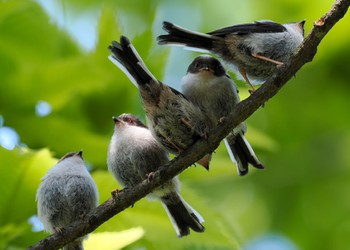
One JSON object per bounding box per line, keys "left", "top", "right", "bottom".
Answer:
{"left": 225, "top": 132, "right": 264, "bottom": 176}
{"left": 157, "top": 21, "right": 215, "bottom": 51}
{"left": 108, "top": 36, "right": 155, "bottom": 87}
{"left": 161, "top": 193, "right": 205, "bottom": 237}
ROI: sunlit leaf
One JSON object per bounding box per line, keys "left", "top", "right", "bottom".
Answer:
{"left": 84, "top": 228, "right": 145, "bottom": 250}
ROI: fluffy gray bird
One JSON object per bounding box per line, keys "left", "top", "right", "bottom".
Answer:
{"left": 182, "top": 55, "right": 264, "bottom": 176}
{"left": 36, "top": 151, "right": 99, "bottom": 250}
{"left": 107, "top": 113, "right": 205, "bottom": 237}
{"left": 158, "top": 20, "right": 305, "bottom": 92}
{"left": 108, "top": 36, "right": 213, "bottom": 170}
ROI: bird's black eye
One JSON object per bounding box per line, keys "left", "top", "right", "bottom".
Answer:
{"left": 130, "top": 118, "right": 139, "bottom": 126}
{"left": 214, "top": 62, "right": 225, "bottom": 75}
{"left": 188, "top": 59, "right": 203, "bottom": 73}
{"left": 126, "top": 117, "right": 133, "bottom": 124}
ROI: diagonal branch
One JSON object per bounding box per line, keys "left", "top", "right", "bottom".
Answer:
{"left": 28, "top": 0, "right": 350, "bottom": 249}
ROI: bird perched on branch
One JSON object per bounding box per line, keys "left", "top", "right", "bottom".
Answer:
{"left": 158, "top": 20, "right": 305, "bottom": 92}
{"left": 108, "top": 36, "right": 214, "bottom": 170}
{"left": 182, "top": 55, "right": 264, "bottom": 175}
{"left": 107, "top": 113, "right": 205, "bottom": 237}
{"left": 36, "top": 151, "right": 99, "bottom": 250}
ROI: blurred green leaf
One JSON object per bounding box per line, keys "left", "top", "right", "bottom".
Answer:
{"left": 0, "top": 148, "right": 55, "bottom": 224}
{"left": 0, "top": 147, "right": 57, "bottom": 248}
{"left": 84, "top": 228, "right": 145, "bottom": 250}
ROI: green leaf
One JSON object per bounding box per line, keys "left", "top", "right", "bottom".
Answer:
{"left": 84, "top": 228, "right": 145, "bottom": 250}
{"left": 0, "top": 147, "right": 57, "bottom": 248}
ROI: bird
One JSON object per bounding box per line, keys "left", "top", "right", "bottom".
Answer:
{"left": 158, "top": 20, "right": 305, "bottom": 92}
{"left": 36, "top": 150, "right": 99, "bottom": 250}
{"left": 107, "top": 113, "right": 205, "bottom": 237}
{"left": 108, "top": 36, "right": 214, "bottom": 170}
{"left": 181, "top": 55, "right": 264, "bottom": 176}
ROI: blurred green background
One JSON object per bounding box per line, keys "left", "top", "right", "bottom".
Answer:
{"left": 0, "top": 0, "right": 349, "bottom": 249}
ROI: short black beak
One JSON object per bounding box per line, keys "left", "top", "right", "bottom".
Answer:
{"left": 298, "top": 19, "right": 306, "bottom": 36}
{"left": 77, "top": 150, "right": 83, "bottom": 158}
{"left": 112, "top": 116, "right": 120, "bottom": 123}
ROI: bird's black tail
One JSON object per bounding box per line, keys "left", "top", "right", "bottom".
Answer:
{"left": 108, "top": 36, "right": 156, "bottom": 88}
{"left": 224, "top": 132, "right": 264, "bottom": 176}
{"left": 157, "top": 21, "right": 216, "bottom": 52}
{"left": 161, "top": 192, "right": 205, "bottom": 237}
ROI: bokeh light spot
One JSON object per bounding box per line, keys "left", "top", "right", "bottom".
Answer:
{"left": 28, "top": 215, "right": 44, "bottom": 232}
{"left": 244, "top": 233, "right": 298, "bottom": 250}
{"left": 0, "top": 126, "right": 20, "bottom": 150}
{"left": 35, "top": 100, "right": 52, "bottom": 117}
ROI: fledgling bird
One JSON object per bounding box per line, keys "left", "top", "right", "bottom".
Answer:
{"left": 108, "top": 36, "right": 213, "bottom": 170}
{"left": 182, "top": 55, "right": 264, "bottom": 176}
{"left": 36, "top": 151, "right": 99, "bottom": 250}
{"left": 158, "top": 20, "right": 305, "bottom": 92}
{"left": 107, "top": 113, "right": 205, "bottom": 237}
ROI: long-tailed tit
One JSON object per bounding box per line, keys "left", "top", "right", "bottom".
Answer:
{"left": 182, "top": 55, "right": 264, "bottom": 175}
{"left": 158, "top": 20, "right": 305, "bottom": 92}
{"left": 107, "top": 114, "right": 205, "bottom": 237}
{"left": 36, "top": 151, "right": 99, "bottom": 250}
{"left": 108, "top": 36, "right": 213, "bottom": 169}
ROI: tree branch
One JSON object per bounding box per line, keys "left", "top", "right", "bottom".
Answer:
{"left": 29, "top": 0, "right": 350, "bottom": 249}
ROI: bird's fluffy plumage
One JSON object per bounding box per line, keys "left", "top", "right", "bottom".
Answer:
{"left": 36, "top": 151, "right": 98, "bottom": 250}
{"left": 107, "top": 114, "right": 205, "bottom": 237}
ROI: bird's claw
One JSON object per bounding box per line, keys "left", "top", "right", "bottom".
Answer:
{"left": 146, "top": 172, "right": 157, "bottom": 182}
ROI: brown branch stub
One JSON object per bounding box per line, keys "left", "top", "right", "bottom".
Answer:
{"left": 315, "top": 18, "right": 325, "bottom": 26}
{"left": 28, "top": 1, "right": 350, "bottom": 249}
